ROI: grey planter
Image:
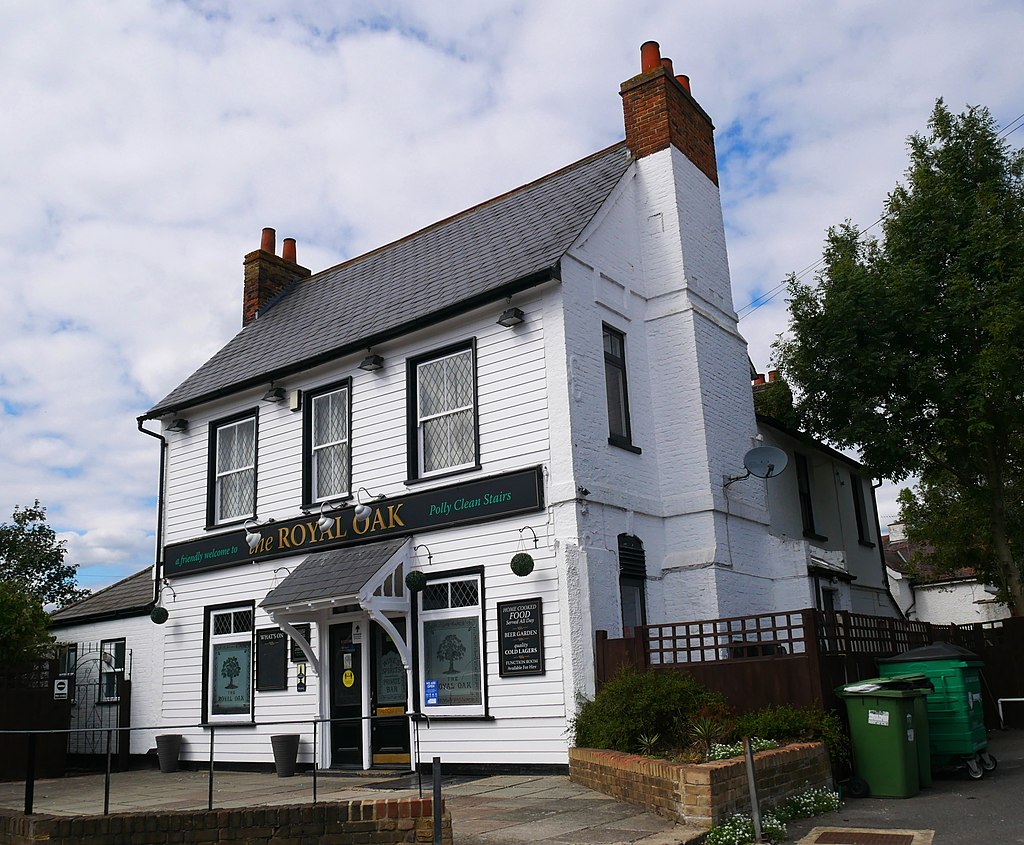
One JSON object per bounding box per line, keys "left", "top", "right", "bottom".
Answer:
{"left": 271, "top": 734, "right": 300, "bottom": 777}
{"left": 156, "top": 734, "right": 182, "bottom": 773}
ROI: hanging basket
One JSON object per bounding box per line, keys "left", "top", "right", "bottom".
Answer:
{"left": 405, "top": 570, "right": 427, "bottom": 592}
{"left": 150, "top": 606, "right": 169, "bottom": 624}
{"left": 510, "top": 552, "right": 535, "bottom": 577}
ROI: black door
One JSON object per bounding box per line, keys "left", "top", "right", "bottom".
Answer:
{"left": 370, "top": 620, "right": 410, "bottom": 767}
{"left": 329, "top": 623, "right": 362, "bottom": 767}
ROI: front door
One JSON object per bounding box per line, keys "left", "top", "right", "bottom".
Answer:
{"left": 329, "top": 622, "right": 362, "bottom": 767}
{"left": 370, "top": 620, "right": 410, "bottom": 767}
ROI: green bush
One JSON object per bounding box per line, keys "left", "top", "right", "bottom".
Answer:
{"left": 731, "top": 705, "right": 848, "bottom": 764}
{"left": 570, "top": 670, "right": 729, "bottom": 754}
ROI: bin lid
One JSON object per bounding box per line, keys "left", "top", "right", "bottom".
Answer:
{"left": 836, "top": 676, "right": 927, "bottom": 697}
{"left": 877, "top": 641, "right": 981, "bottom": 664}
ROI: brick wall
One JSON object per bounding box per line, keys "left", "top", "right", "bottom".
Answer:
{"left": 569, "top": 742, "right": 831, "bottom": 830}
{"left": 0, "top": 796, "right": 451, "bottom": 845}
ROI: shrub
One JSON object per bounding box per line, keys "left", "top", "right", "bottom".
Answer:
{"left": 704, "top": 812, "right": 787, "bottom": 845}
{"left": 570, "top": 670, "right": 729, "bottom": 754}
{"left": 731, "top": 705, "right": 848, "bottom": 764}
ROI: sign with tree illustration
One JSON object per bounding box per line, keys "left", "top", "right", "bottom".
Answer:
{"left": 422, "top": 616, "right": 481, "bottom": 707}
{"left": 212, "top": 642, "right": 251, "bottom": 715}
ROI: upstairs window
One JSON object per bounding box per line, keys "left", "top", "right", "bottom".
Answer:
{"left": 409, "top": 342, "right": 478, "bottom": 479}
{"left": 209, "top": 412, "right": 257, "bottom": 525}
{"left": 795, "top": 453, "right": 824, "bottom": 540}
{"left": 604, "top": 325, "right": 638, "bottom": 452}
{"left": 850, "top": 471, "right": 873, "bottom": 545}
{"left": 304, "top": 381, "right": 351, "bottom": 505}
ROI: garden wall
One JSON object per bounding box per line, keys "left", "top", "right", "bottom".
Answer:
{"left": 569, "top": 742, "right": 830, "bottom": 830}
{"left": 0, "top": 797, "right": 451, "bottom": 845}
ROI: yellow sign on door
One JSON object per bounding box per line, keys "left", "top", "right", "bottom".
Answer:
{"left": 342, "top": 669, "right": 355, "bottom": 688}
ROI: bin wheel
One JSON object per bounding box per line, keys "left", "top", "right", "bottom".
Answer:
{"left": 980, "top": 752, "right": 997, "bottom": 772}
{"left": 966, "top": 758, "right": 983, "bottom": 779}
{"left": 847, "top": 776, "right": 870, "bottom": 799}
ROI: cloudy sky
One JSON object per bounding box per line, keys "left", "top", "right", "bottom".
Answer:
{"left": 1, "top": 1, "right": 1021, "bottom": 593}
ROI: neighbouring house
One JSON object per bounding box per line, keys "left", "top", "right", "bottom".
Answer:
{"left": 47, "top": 567, "right": 164, "bottom": 761}
{"left": 85, "top": 39, "right": 899, "bottom": 772}
{"left": 884, "top": 523, "right": 1009, "bottom": 626}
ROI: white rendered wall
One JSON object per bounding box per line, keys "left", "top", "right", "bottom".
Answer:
{"left": 51, "top": 610, "right": 165, "bottom": 756}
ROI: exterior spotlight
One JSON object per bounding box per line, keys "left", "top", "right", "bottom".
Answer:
{"left": 244, "top": 518, "right": 266, "bottom": 551}
{"left": 359, "top": 354, "right": 384, "bottom": 372}
{"left": 354, "top": 487, "right": 386, "bottom": 520}
{"left": 167, "top": 418, "right": 189, "bottom": 432}
{"left": 262, "top": 385, "right": 286, "bottom": 402}
{"left": 317, "top": 500, "right": 343, "bottom": 533}
{"left": 497, "top": 307, "right": 525, "bottom": 327}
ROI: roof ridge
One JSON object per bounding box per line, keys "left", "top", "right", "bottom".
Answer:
{"left": 50, "top": 566, "right": 152, "bottom": 617}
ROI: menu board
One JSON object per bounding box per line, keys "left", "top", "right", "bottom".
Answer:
{"left": 497, "top": 597, "right": 545, "bottom": 677}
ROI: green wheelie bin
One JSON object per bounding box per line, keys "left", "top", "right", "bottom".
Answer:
{"left": 878, "top": 642, "right": 995, "bottom": 779}
{"left": 837, "top": 676, "right": 929, "bottom": 798}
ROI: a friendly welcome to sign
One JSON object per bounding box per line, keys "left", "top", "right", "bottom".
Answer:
{"left": 164, "top": 465, "right": 544, "bottom": 576}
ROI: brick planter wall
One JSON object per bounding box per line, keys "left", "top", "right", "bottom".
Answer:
{"left": 0, "top": 797, "right": 451, "bottom": 845}
{"left": 570, "top": 742, "right": 831, "bottom": 830}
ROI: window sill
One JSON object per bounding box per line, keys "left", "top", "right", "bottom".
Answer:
{"left": 858, "top": 539, "right": 876, "bottom": 548}
{"left": 608, "top": 437, "right": 642, "bottom": 454}
{"left": 300, "top": 494, "right": 352, "bottom": 513}
{"left": 204, "top": 517, "right": 253, "bottom": 532}
{"left": 411, "top": 714, "right": 495, "bottom": 722}
{"left": 200, "top": 721, "right": 257, "bottom": 729}
{"left": 405, "top": 464, "right": 482, "bottom": 486}
{"left": 803, "top": 532, "right": 829, "bottom": 543}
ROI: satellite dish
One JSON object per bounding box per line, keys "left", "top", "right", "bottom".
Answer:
{"left": 743, "top": 446, "right": 789, "bottom": 479}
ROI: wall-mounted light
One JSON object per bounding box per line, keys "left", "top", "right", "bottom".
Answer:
{"left": 497, "top": 307, "right": 525, "bottom": 328}
{"left": 359, "top": 354, "right": 385, "bottom": 372}
{"left": 316, "top": 500, "right": 344, "bottom": 533}
{"left": 244, "top": 517, "right": 275, "bottom": 551}
{"left": 354, "top": 487, "right": 386, "bottom": 519}
{"left": 167, "top": 417, "right": 189, "bottom": 433}
{"left": 262, "top": 384, "right": 286, "bottom": 402}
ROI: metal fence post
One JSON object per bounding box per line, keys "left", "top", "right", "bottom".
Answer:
{"left": 208, "top": 726, "right": 216, "bottom": 810}
{"left": 432, "top": 755, "right": 442, "bottom": 845}
{"left": 24, "top": 732, "right": 36, "bottom": 816}
{"left": 312, "top": 719, "right": 318, "bottom": 804}
{"left": 104, "top": 728, "right": 112, "bottom": 815}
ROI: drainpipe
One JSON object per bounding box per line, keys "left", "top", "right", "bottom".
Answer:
{"left": 137, "top": 417, "right": 167, "bottom": 605}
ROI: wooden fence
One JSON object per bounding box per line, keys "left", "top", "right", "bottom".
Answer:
{"left": 595, "top": 609, "right": 1024, "bottom": 727}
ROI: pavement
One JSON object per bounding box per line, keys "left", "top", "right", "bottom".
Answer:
{"left": 0, "top": 729, "right": 1020, "bottom": 844}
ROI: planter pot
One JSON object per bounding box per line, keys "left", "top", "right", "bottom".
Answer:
{"left": 156, "top": 734, "right": 182, "bottom": 773}
{"left": 271, "top": 734, "right": 300, "bottom": 778}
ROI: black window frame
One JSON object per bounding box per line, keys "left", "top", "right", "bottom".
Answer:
{"left": 406, "top": 339, "right": 481, "bottom": 484}
{"left": 98, "top": 638, "right": 126, "bottom": 703}
{"left": 206, "top": 408, "right": 259, "bottom": 528}
{"left": 301, "top": 377, "right": 353, "bottom": 510}
{"left": 849, "top": 471, "right": 874, "bottom": 546}
{"left": 603, "top": 324, "right": 640, "bottom": 453}
{"left": 618, "top": 533, "right": 647, "bottom": 637}
{"left": 795, "top": 453, "right": 826, "bottom": 541}
{"left": 201, "top": 600, "right": 256, "bottom": 725}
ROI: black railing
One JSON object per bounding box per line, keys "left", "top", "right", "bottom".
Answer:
{"left": 3, "top": 711, "right": 436, "bottom": 817}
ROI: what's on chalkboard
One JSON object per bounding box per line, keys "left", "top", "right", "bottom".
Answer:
{"left": 256, "top": 628, "right": 288, "bottom": 691}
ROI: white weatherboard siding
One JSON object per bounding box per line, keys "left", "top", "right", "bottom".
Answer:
{"left": 51, "top": 612, "right": 164, "bottom": 756}
{"left": 158, "top": 290, "right": 574, "bottom": 765}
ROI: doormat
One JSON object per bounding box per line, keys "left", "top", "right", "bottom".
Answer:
{"left": 798, "top": 828, "right": 934, "bottom": 845}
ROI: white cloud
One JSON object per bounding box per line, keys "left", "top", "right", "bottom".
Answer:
{"left": 0, "top": 0, "right": 1019, "bottom": 590}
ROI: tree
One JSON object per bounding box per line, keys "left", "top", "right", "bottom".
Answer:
{"left": 774, "top": 101, "right": 1024, "bottom": 612}
{"left": 222, "top": 656, "right": 242, "bottom": 689}
{"left": 0, "top": 500, "right": 88, "bottom": 608}
{"left": 0, "top": 580, "right": 54, "bottom": 670}
{"left": 437, "top": 634, "right": 466, "bottom": 674}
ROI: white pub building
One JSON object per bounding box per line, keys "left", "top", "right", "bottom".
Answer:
{"left": 56, "top": 41, "right": 896, "bottom": 772}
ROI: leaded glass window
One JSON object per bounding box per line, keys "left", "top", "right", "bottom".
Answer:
{"left": 311, "top": 386, "right": 350, "bottom": 500}
{"left": 214, "top": 416, "right": 256, "bottom": 522}
{"left": 416, "top": 348, "right": 476, "bottom": 475}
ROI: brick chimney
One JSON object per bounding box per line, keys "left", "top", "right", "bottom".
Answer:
{"left": 242, "top": 227, "right": 311, "bottom": 326}
{"left": 620, "top": 41, "right": 718, "bottom": 186}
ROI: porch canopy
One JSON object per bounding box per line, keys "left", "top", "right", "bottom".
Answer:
{"left": 260, "top": 537, "right": 413, "bottom": 675}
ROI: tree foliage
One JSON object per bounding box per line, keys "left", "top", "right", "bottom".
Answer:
{"left": 774, "top": 101, "right": 1024, "bottom": 612}
{"left": 0, "top": 580, "right": 54, "bottom": 671}
{"left": 0, "top": 500, "right": 88, "bottom": 608}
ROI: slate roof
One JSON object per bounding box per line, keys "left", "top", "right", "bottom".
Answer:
{"left": 49, "top": 567, "right": 154, "bottom": 627}
{"left": 260, "top": 537, "right": 407, "bottom": 610}
{"left": 148, "top": 142, "right": 632, "bottom": 417}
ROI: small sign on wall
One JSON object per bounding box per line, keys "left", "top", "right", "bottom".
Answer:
{"left": 497, "top": 597, "right": 545, "bottom": 677}
{"left": 53, "top": 678, "right": 69, "bottom": 700}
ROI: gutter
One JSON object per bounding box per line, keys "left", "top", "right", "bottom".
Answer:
{"left": 137, "top": 417, "right": 168, "bottom": 605}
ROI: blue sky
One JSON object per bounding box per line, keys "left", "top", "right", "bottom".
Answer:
{"left": 1, "top": 0, "right": 1021, "bottom": 593}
